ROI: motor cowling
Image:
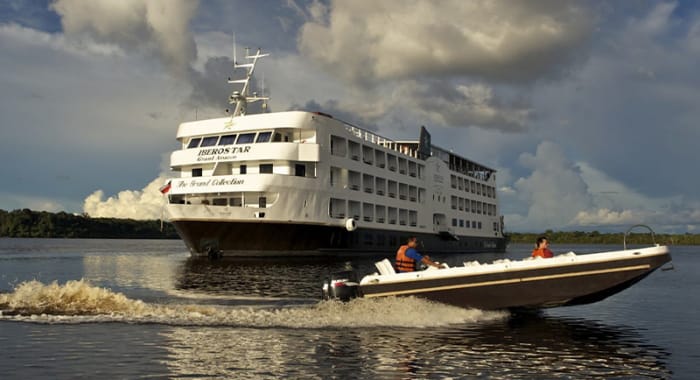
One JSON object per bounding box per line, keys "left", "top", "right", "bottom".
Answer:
{"left": 322, "top": 270, "right": 361, "bottom": 302}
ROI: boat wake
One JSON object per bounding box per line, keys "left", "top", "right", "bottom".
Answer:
{"left": 0, "top": 280, "right": 507, "bottom": 328}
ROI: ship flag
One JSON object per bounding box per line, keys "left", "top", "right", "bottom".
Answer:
{"left": 159, "top": 180, "right": 172, "bottom": 194}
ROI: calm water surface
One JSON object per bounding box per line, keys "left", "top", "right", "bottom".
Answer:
{"left": 0, "top": 239, "right": 696, "bottom": 379}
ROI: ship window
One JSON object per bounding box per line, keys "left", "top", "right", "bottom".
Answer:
{"left": 230, "top": 197, "right": 242, "bottom": 207}
{"left": 201, "top": 136, "right": 219, "bottom": 147}
{"left": 295, "top": 164, "right": 306, "bottom": 177}
{"left": 213, "top": 198, "right": 227, "bottom": 206}
{"left": 259, "top": 197, "right": 267, "bottom": 208}
{"left": 219, "top": 134, "right": 236, "bottom": 145}
{"left": 192, "top": 168, "right": 202, "bottom": 177}
{"left": 240, "top": 165, "right": 247, "bottom": 174}
{"left": 187, "top": 138, "right": 201, "bottom": 148}
{"left": 273, "top": 133, "right": 282, "bottom": 142}
{"left": 260, "top": 164, "right": 273, "bottom": 174}
{"left": 256, "top": 131, "right": 272, "bottom": 143}
{"left": 236, "top": 133, "right": 256, "bottom": 144}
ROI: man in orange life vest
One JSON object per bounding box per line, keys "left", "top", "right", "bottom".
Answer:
{"left": 531, "top": 236, "right": 554, "bottom": 258}
{"left": 395, "top": 236, "right": 443, "bottom": 272}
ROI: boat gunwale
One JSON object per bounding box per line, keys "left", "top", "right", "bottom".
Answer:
{"left": 359, "top": 245, "right": 670, "bottom": 286}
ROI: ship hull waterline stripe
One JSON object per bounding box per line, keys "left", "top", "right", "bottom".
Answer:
{"left": 362, "top": 263, "right": 651, "bottom": 298}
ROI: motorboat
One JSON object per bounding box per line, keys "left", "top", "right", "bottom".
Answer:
{"left": 322, "top": 227, "right": 672, "bottom": 310}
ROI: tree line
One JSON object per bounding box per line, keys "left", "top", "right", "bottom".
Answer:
{"left": 507, "top": 230, "right": 700, "bottom": 246}
{"left": 0, "top": 209, "right": 178, "bottom": 239}
{"left": 2, "top": 208, "right": 699, "bottom": 244}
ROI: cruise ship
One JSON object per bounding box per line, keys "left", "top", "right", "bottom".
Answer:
{"left": 164, "top": 48, "right": 506, "bottom": 257}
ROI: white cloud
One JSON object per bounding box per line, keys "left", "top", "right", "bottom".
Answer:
{"left": 503, "top": 142, "right": 700, "bottom": 233}
{"left": 505, "top": 141, "right": 593, "bottom": 231}
{"left": 51, "top": 0, "right": 198, "bottom": 76}
{"left": 572, "top": 208, "right": 650, "bottom": 227}
{"left": 299, "top": 0, "right": 592, "bottom": 85}
{"left": 83, "top": 176, "right": 168, "bottom": 220}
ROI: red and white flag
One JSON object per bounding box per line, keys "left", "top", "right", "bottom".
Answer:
{"left": 159, "top": 180, "right": 172, "bottom": 194}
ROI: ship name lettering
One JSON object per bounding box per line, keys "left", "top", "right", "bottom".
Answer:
{"left": 211, "top": 178, "right": 244, "bottom": 186}
{"left": 190, "top": 179, "right": 211, "bottom": 187}
{"left": 198, "top": 146, "right": 251, "bottom": 156}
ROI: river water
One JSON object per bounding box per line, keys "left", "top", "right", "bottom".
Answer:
{"left": 0, "top": 239, "right": 696, "bottom": 379}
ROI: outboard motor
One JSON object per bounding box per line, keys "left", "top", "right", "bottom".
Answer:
{"left": 322, "top": 270, "right": 361, "bottom": 302}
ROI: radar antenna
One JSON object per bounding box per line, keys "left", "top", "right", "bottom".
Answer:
{"left": 228, "top": 36, "right": 269, "bottom": 117}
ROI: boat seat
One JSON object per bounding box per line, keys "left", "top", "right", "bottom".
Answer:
{"left": 375, "top": 258, "right": 396, "bottom": 276}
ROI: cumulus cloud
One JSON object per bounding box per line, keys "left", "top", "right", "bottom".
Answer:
{"left": 506, "top": 141, "right": 593, "bottom": 231}
{"left": 293, "top": 0, "right": 593, "bottom": 132}
{"left": 299, "top": 0, "right": 592, "bottom": 85}
{"left": 51, "top": 0, "right": 198, "bottom": 75}
{"left": 504, "top": 141, "right": 700, "bottom": 232}
{"left": 83, "top": 177, "right": 168, "bottom": 220}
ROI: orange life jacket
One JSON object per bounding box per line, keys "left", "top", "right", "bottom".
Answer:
{"left": 396, "top": 245, "right": 416, "bottom": 272}
{"left": 531, "top": 248, "right": 553, "bottom": 258}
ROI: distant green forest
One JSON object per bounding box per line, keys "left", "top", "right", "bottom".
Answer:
{"left": 0, "top": 209, "right": 178, "bottom": 239}
{"left": 2, "top": 208, "right": 699, "bottom": 244}
{"left": 507, "top": 230, "right": 700, "bottom": 246}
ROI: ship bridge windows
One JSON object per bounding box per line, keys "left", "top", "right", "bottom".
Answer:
{"left": 201, "top": 136, "right": 219, "bottom": 147}
{"left": 256, "top": 131, "right": 272, "bottom": 143}
{"left": 187, "top": 138, "right": 201, "bottom": 148}
{"left": 236, "top": 133, "right": 256, "bottom": 144}
{"left": 219, "top": 134, "right": 237, "bottom": 145}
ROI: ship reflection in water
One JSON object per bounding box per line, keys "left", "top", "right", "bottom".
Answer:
{"left": 174, "top": 256, "right": 380, "bottom": 300}
{"left": 160, "top": 314, "right": 670, "bottom": 379}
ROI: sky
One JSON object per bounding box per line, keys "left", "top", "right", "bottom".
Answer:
{"left": 1, "top": 0, "right": 700, "bottom": 233}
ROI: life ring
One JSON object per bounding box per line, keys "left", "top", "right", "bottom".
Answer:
{"left": 345, "top": 218, "right": 357, "bottom": 232}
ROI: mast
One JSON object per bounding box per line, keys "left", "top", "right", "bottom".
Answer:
{"left": 227, "top": 38, "right": 269, "bottom": 117}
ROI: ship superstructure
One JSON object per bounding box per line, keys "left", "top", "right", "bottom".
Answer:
{"left": 164, "top": 47, "right": 506, "bottom": 256}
